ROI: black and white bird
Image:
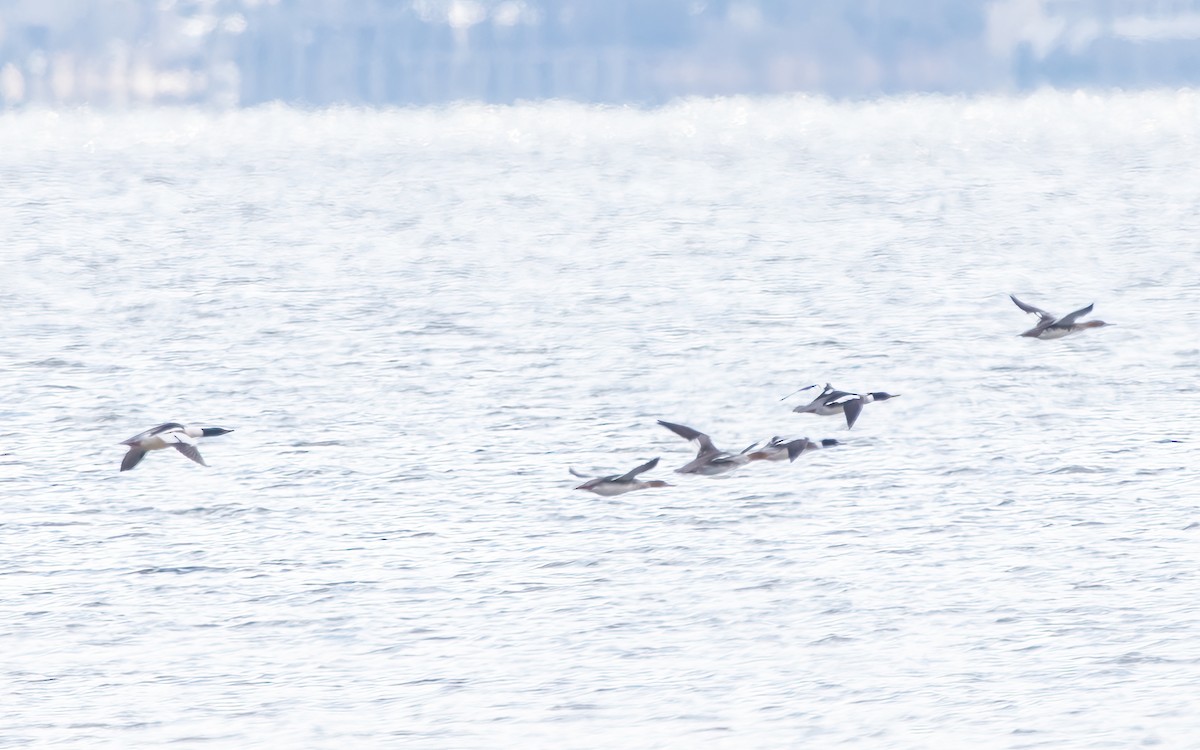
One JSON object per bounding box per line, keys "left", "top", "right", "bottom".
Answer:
{"left": 788, "top": 383, "right": 899, "bottom": 429}
{"left": 118, "top": 423, "right": 234, "bottom": 472}
{"left": 740, "top": 435, "right": 839, "bottom": 461}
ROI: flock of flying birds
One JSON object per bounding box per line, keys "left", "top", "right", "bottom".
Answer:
{"left": 114, "top": 295, "right": 1111, "bottom": 477}
{"left": 567, "top": 294, "right": 1114, "bottom": 496}
{"left": 568, "top": 383, "right": 898, "bottom": 496}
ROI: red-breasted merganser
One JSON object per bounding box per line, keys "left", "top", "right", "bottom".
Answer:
{"left": 740, "top": 436, "right": 840, "bottom": 461}
{"left": 658, "top": 420, "right": 818, "bottom": 475}
{"left": 1010, "top": 295, "right": 1113, "bottom": 339}
{"left": 119, "top": 423, "right": 234, "bottom": 472}
{"left": 570, "top": 457, "right": 671, "bottom": 496}
{"left": 788, "top": 383, "right": 899, "bottom": 429}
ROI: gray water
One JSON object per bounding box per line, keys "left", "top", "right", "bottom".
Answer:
{"left": 2, "top": 92, "right": 1198, "bottom": 749}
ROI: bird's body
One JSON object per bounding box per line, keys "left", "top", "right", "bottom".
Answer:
{"left": 1010, "top": 295, "right": 1112, "bottom": 339}
{"left": 119, "top": 423, "right": 233, "bottom": 472}
{"left": 571, "top": 457, "right": 670, "bottom": 496}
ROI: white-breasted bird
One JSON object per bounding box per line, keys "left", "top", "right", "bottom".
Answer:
{"left": 789, "top": 383, "right": 899, "bottom": 429}
{"left": 118, "top": 423, "right": 234, "bottom": 472}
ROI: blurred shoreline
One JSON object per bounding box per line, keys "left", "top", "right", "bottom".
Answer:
{"left": 3, "top": 0, "right": 1200, "bottom": 107}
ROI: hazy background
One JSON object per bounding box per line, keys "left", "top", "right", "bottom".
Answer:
{"left": 3, "top": 0, "right": 1200, "bottom": 107}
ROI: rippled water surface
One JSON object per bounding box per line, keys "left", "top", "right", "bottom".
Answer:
{"left": 2, "top": 93, "right": 1199, "bottom": 748}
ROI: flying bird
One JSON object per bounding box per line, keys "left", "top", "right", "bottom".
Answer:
{"left": 1010, "top": 295, "right": 1112, "bottom": 339}
{"left": 119, "top": 423, "right": 234, "bottom": 472}
{"left": 570, "top": 457, "right": 671, "bottom": 496}
{"left": 740, "top": 435, "right": 839, "bottom": 461}
{"left": 789, "top": 383, "right": 899, "bottom": 429}
{"left": 658, "top": 420, "right": 823, "bottom": 475}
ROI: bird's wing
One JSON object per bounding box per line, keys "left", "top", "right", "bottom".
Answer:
{"left": 786, "top": 440, "right": 814, "bottom": 462}
{"left": 568, "top": 467, "right": 592, "bottom": 479}
{"left": 709, "top": 451, "right": 743, "bottom": 464}
{"left": 1010, "top": 295, "right": 1054, "bottom": 320}
{"left": 657, "top": 420, "right": 717, "bottom": 454}
{"left": 121, "top": 422, "right": 184, "bottom": 445}
{"left": 120, "top": 448, "right": 146, "bottom": 472}
{"left": 740, "top": 439, "right": 767, "bottom": 454}
{"left": 826, "top": 392, "right": 859, "bottom": 405}
{"left": 843, "top": 399, "right": 864, "bottom": 429}
{"left": 1054, "top": 303, "right": 1094, "bottom": 327}
{"left": 778, "top": 384, "right": 820, "bottom": 401}
{"left": 173, "top": 443, "right": 208, "bottom": 467}
{"left": 616, "top": 457, "right": 659, "bottom": 482}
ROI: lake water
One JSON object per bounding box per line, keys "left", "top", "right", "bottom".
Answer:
{"left": 1, "top": 91, "right": 1198, "bottom": 748}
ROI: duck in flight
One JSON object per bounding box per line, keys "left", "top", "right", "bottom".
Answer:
{"left": 570, "top": 457, "right": 671, "bottom": 496}
{"left": 658, "top": 420, "right": 820, "bottom": 475}
{"left": 787, "top": 383, "right": 899, "bottom": 429}
{"left": 1010, "top": 295, "right": 1112, "bottom": 339}
{"left": 740, "top": 435, "right": 839, "bottom": 461}
{"left": 119, "top": 423, "right": 234, "bottom": 472}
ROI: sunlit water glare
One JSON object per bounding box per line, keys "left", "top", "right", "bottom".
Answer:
{"left": 1, "top": 91, "right": 1198, "bottom": 748}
